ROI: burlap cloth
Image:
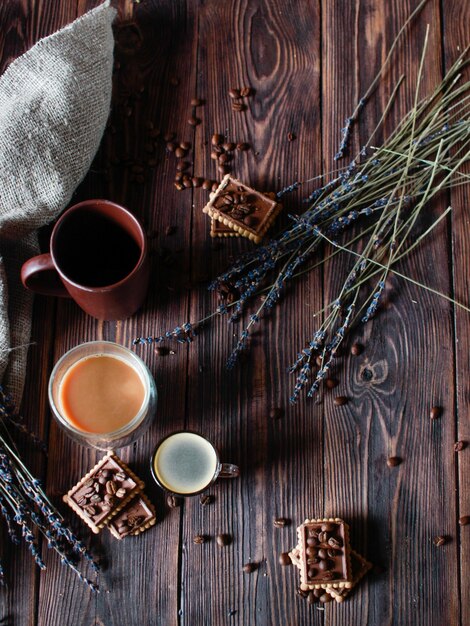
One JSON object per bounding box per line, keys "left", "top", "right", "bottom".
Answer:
{"left": 0, "top": 1, "right": 116, "bottom": 404}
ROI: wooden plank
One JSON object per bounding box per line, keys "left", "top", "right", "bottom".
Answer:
{"left": 29, "top": 1, "right": 193, "bottom": 624}
{"left": 321, "top": 1, "right": 459, "bottom": 625}
{"left": 441, "top": 1, "right": 470, "bottom": 625}
{"left": 182, "top": 0, "right": 323, "bottom": 624}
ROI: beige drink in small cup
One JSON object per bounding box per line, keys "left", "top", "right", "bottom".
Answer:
{"left": 150, "top": 432, "right": 239, "bottom": 496}
{"left": 49, "top": 341, "right": 157, "bottom": 450}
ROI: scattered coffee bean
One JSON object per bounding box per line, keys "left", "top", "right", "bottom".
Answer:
{"left": 191, "top": 98, "right": 204, "bottom": 107}
{"left": 242, "top": 562, "right": 257, "bottom": 573}
{"left": 180, "top": 141, "right": 191, "bottom": 151}
{"left": 148, "top": 158, "right": 158, "bottom": 167}
{"left": 228, "top": 610, "right": 237, "bottom": 617}
{"left": 212, "top": 133, "right": 224, "bottom": 145}
{"left": 165, "top": 225, "right": 177, "bottom": 236}
{"left": 296, "top": 587, "right": 309, "bottom": 599}
{"left": 222, "top": 142, "right": 236, "bottom": 151}
{"left": 319, "top": 593, "right": 333, "bottom": 603}
{"left": 218, "top": 153, "right": 230, "bottom": 164}
{"left": 334, "top": 395, "right": 348, "bottom": 406}
{"left": 433, "top": 535, "right": 448, "bottom": 546}
{"left": 236, "top": 142, "right": 250, "bottom": 151}
{"left": 240, "top": 86, "right": 252, "bottom": 97}
{"left": 287, "top": 132, "right": 296, "bottom": 142}
{"left": 459, "top": 516, "right": 470, "bottom": 526}
{"left": 211, "top": 182, "right": 219, "bottom": 192}
{"left": 188, "top": 116, "right": 201, "bottom": 126}
{"left": 430, "top": 406, "right": 442, "bottom": 419}
{"left": 202, "top": 179, "right": 212, "bottom": 190}
{"left": 454, "top": 440, "right": 467, "bottom": 452}
{"left": 155, "top": 346, "right": 170, "bottom": 357}
{"left": 273, "top": 517, "right": 290, "bottom": 528}
{"left": 232, "top": 101, "right": 246, "bottom": 112}
{"left": 174, "top": 182, "right": 184, "bottom": 191}
{"left": 387, "top": 456, "right": 402, "bottom": 467}
{"left": 183, "top": 178, "right": 193, "bottom": 188}
{"left": 167, "top": 494, "right": 182, "bottom": 508}
{"left": 176, "top": 161, "right": 190, "bottom": 172}
{"left": 216, "top": 533, "right": 232, "bottom": 547}
{"left": 269, "top": 407, "right": 284, "bottom": 419}
{"left": 192, "top": 177, "right": 203, "bottom": 188}
{"left": 351, "top": 342, "right": 363, "bottom": 356}
{"left": 307, "top": 591, "right": 316, "bottom": 605}
{"left": 325, "top": 378, "right": 339, "bottom": 389}
{"left": 278, "top": 552, "right": 291, "bottom": 566}
{"left": 218, "top": 164, "right": 230, "bottom": 174}
{"left": 145, "top": 142, "right": 155, "bottom": 153}
{"left": 198, "top": 494, "right": 213, "bottom": 506}
{"left": 229, "top": 88, "right": 241, "bottom": 99}
{"left": 166, "top": 141, "right": 177, "bottom": 152}
{"left": 174, "top": 147, "right": 187, "bottom": 158}
{"left": 210, "top": 151, "right": 219, "bottom": 160}
{"left": 163, "top": 132, "right": 176, "bottom": 142}
{"left": 169, "top": 76, "right": 179, "bottom": 86}
{"left": 193, "top": 534, "right": 207, "bottom": 544}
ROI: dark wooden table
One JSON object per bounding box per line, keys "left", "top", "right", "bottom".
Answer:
{"left": 1, "top": 0, "right": 468, "bottom": 624}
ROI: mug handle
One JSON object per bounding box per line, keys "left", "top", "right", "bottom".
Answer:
{"left": 219, "top": 463, "right": 240, "bottom": 478}
{"left": 21, "top": 253, "right": 70, "bottom": 297}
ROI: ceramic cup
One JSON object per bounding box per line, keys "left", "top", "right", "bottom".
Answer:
{"left": 21, "top": 199, "right": 149, "bottom": 320}
{"left": 150, "top": 431, "right": 240, "bottom": 496}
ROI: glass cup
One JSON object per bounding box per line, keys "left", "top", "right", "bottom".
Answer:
{"left": 150, "top": 431, "right": 240, "bottom": 496}
{"left": 49, "top": 341, "right": 157, "bottom": 450}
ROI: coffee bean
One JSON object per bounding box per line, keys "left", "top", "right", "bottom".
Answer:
{"left": 273, "top": 517, "right": 290, "bottom": 528}
{"left": 148, "top": 158, "right": 158, "bottom": 167}
{"left": 334, "top": 395, "right": 348, "bottom": 406}
{"left": 387, "top": 456, "right": 402, "bottom": 467}
{"left": 115, "top": 488, "right": 126, "bottom": 499}
{"left": 193, "top": 534, "right": 207, "bottom": 544}
{"left": 243, "top": 215, "right": 257, "bottom": 227}
{"left": 82, "top": 487, "right": 94, "bottom": 497}
{"left": 202, "top": 179, "right": 212, "bottom": 190}
{"left": 106, "top": 480, "right": 117, "bottom": 495}
{"left": 306, "top": 592, "right": 316, "bottom": 605}
{"left": 307, "top": 567, "right": 316, "bottom": 578}
{"left": 192, "top": 177, "right": 203, "bottom": 188}
{"left": 232, "top": 101, "right": 246, "bottom": 112}
{"left": 77, "top": 496, "right": 87, "bottom": 506}
{"left": 296, "top": 587, "right": 309, "bottom": 599}
{"left": 236, "top": 142, "right": 250, "bottom": 151}
{"left": 163, "top": 132, "right": 176, "bottom": 142}
{"left": 211, "top": 133, "right": 224, "bottom": 145}
{"left": 317, "top": 531, "right": 328, "bottom": 543}
{"left": 155, "top": 346, "right": 169, "bottom": 357}
{"left": 216, "top": 533, "right": 231, "bottom": 547}
{"left": 269, "top": 407, "right": 284, "bottom": 419}
{"left": 313, "top": 589, "right": 323, "bottom": 598}
{"left": 327, "top": 536, "right": 343, "bottom": 549}
{"left": 84, "top": 478, "right": 94, "bottom": 488}
{"left": 180, "top": 141, "right": 191, "bottom": 150}
{"left": 287, "top": 132, "right": 296, "bottom": 142}
{"left": 98, "top": 476, "right": 107, "bottom": 485}
{"left": 454, "top": 440, "right": 467, "bottom": 452}
{"left": 145, "top": 142, "right": 155, "bottom": 153}
{"left": 183, "top": 178, "right": 193, "bottom": 188}
{"left": 200, "top": 494, "right": 214, "bottom": 506}
{"left": 174, "top": 147, "right": 187, "bottom": 158}
{"left": 306, "top": 547, "right": 316, "bottom": 556}
{"left": 306, "top": 537, "right": 318, "bottom": 547}
{"left": 149, "top": 128, "right": 161, "bottom": 138}
{"left": 317, "top": 548, "right": 328, "bottom": 559}
{"left": 167, "top": 494, "right": 182, "bottom": 508}
{"left": 94, "top": 482, "right": 101, "bottom": 493}
{"left": 211, "top": 182, "right": 219, "bottom": 192}
{"left": 278, "top": 552, "right": 291, "bottom": 566}
{"left": 319, "top": 593, "right": 332, "bottom": 603}
{"left": 318, "top": 559, "right": 333, "bottom": 571}
{"left": 101, "top": 469, "right": 112, "bottom": 479}
{"left": 433, "top": 535, "right": 448, "bottom": 546}
{"left": 229, "top": 88, "right": 241, "bottom": 99}
{"left": 321, "top": 523, "right": 335, "bottom": 532}
{"left": 165, "top": 225, "right": 177, "bottom": 236}
{"left": 243, "top": 562, "right": 257, "bottom": 573}
{"left": 327, "top": 548, "right": 339, "bottom": 558}
{"left": 222, "top": 142, "right": 236, "bottom": 151}
{"left": 114, "top": 471, "right": 126, "bottom": 482}
{"left": 169, "top": 76, "right": 179, "bottom": 86}
{"left": 218, "top": 153, "right": 230, "bottom": 164}
{"left": 128, "top": 515, "right": 144, "bottom": 528}
{"left": 90, "top": 493, "right": 101, "bottom": 503}
{"left": 188, "top": 116, "right": 201, "bottom": 126}
{"left": 307, "top": 557, "right": 320, "bottom": 565}
{"left": 430, "top": 406, "right": 442, "bottom": 419}
{"left": 218, "top": 164, "right": 230, "bottom": 174}
{"left": 191, "top": 98, "right": 204, "bottom": 107}
{"left": 176, "top": 161, "right": 190, "bottom": 172}
{"left": 351, "top": 343, "right": 363, "bottom": 356}
{"left": 104, "top": 494, "right": 116, "bottom": 506}
{"left": 459, "top": 516, "right": 470, "bottom": 526}
{"left": 166, "top": 141, "right": 177, "bottom": 152}
{"left": 240, "top": 86, "right": 252, "bottom": 97}
{"left": 210, "top": 151, "right": 219, "bottom": 161}
{"left": 84, "top": 505, "right": 97, "bottom": 516}
{"left": 325, "top": 378, "right": 339, "bottom": 389}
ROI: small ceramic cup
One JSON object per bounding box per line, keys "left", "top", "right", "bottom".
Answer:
{"left": 21, "top": 199, "right": 149, "bottom": 320}
{"left": 150, "top": 431, "right": 240, "bottom": 496}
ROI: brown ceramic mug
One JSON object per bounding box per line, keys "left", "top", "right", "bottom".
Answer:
{"left": 21, "top": 199, "right": 149, "bottom": 320}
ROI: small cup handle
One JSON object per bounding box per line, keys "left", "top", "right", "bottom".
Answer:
{"left": 21, "top": 253, "right": 69, "bottom": 297}
{"left": 219, "top": 463, "right": 240, "bottom": 478}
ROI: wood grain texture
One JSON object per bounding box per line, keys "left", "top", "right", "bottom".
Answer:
{"left": 0, "top": 0, "right": 467, "bottom": 624}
